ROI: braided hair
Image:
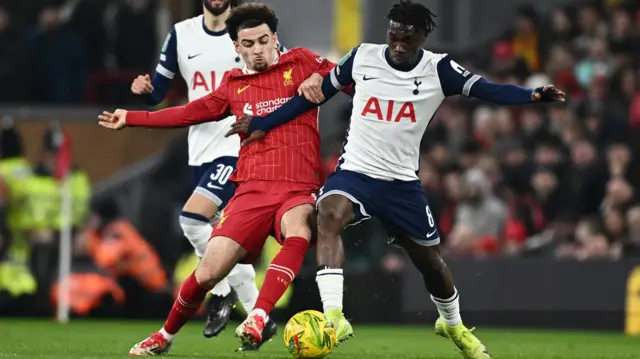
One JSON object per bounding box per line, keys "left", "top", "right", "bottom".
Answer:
{"left": 387, "top": 0, "right": 438, "bottom": 35}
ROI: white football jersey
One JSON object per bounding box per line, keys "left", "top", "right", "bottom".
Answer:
{"left": 329, "top": 43, "right": 480, "bottom": 181}
{"left": 156, "top": 15, "right": 243, "bottom": 166}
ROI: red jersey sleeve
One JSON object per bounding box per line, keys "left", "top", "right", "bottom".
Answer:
{"left": 295, "top": 47, "right": 336, "bottom": 77}
{"left": 126, "top": 72, "right": 232, "bottom": 128}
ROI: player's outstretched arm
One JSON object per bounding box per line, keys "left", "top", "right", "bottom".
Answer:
{"left": 470, "top": 79, "right": 566, "bottom": 104}
{"left": 98, "top": 92, "right": 230, "bottom": 129}
{"left": 101, "top": 72, "right": 232, "bottom": 129}
{"left": 437, "top": 55, "right": 565, "bottom": 105}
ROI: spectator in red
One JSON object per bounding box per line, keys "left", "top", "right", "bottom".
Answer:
{"left": 448, "top": 168, "right": 507, "bottom": 257}
{"left": 490, "top": 40, "right": 530, "bottom": 81}
{"left": 436, "top": 166, "right": 462, "bottom": 237}
{"left": 545, "top": 44, "right": 582, "bottom": 99}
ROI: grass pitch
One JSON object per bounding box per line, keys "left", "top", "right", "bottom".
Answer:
{"left": 0, "top": 319, "right": 638, "bottom": 358}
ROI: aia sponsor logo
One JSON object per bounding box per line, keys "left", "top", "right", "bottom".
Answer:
{"left": 360, "top": 97, "right": 416, "bottom": 122}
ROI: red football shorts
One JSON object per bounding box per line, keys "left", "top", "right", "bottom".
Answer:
{"left": 210, "top": 180, "right": 318, "bottom": 264}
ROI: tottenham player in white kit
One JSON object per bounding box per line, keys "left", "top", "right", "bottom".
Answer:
{"left": 230, "top": 1, "right": 566, "bottom": 357}
{"left": 130, "top": 0, "right": 279, "bottom": 350}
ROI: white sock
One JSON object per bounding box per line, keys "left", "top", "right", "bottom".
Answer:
{"left": 250, "top": 308, "right": 269, "bottom": 322}
{"left": 227, "top": 264, "right": 259, "bottom": 312}
{"left": 159, "top": 327, "right": 175, "bottom": 341}
{"left": 316, "top": 268, "right": 344, "bottom": 313}
{"left": 210, "top": 278, "right": 232, "bottom": 296}
{"left": 179, "top": 213, "right": 212, "bottom": 258}
{"left": 431, "top": 288, "right": 462, "bottom": 327}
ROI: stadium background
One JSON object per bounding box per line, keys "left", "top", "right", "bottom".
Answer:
{"left": 0, "top": 0, "right": 640, "bottom": 356}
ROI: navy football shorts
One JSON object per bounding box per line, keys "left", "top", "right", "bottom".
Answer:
{"left": 190, "top": 156, "right": 238, "bottom": 209}
{"left": 317, "top": 169, "right": 441, "bottom": 246}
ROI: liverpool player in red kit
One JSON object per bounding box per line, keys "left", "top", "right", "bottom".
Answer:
{"left": 98, "top": 3, "right": 335, "bottom": 356}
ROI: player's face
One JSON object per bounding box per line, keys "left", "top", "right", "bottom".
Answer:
{"left": 386, "top": 21, "right": 426, "bottom": 67}
{"left": 203, "top": 0, "right": 230, "bottom": 16}
{"left": 234, "top": 24, "right": 279, "bottom": 72}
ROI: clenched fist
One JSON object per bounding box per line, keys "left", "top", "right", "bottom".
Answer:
{"left": 131, "top": 74, "right": 154, "bottom": 95}
{"left": 297, "top": 73, "right": 325, "bottom": 104}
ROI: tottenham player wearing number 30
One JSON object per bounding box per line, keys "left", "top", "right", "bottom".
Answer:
{"left": 129, "top": 0, "right": 284, "bottom": 349}
{"left": 99, "top": 3, "right": 342, "bottom": 356}
{"left": 227, "top": 1, "right": 566, "bottom": 358}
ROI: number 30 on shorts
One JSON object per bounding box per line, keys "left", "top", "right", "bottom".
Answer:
{"left": 208, "top": 164, "right": 233, "bottom": 188}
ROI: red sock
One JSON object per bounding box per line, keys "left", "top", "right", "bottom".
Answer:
{"left": 254, "top": 236, "right": 309, "bottom": 315}
{"left": 163, "top": 271, "right": 212, "bottom": 334}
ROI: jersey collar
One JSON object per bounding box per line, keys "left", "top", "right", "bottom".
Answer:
{"left": 202, "top": 17, "right": 228, "bottom": 37}
{"left": 242, "top": 51, "right": 282, "bottom": 74}
{"left": 383, "top": 47, "right": 424, "bottom": 72}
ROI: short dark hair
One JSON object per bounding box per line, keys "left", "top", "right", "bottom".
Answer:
{"left": 226, "top": 2, "right": 278, "bottom": 41}
{"left": 388, "top": 0, "right": 438, "bottom": 35}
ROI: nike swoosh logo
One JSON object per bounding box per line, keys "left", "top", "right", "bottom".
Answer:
{"left": 362, "top": 75, "right": 378, "bottom": 81}
{"left": 426, "top": 229, "right": 437, "bottom": 238}
{"left": 237, "top": 85, "right": 250, "bottom": 94}
{"left": 207, "top": 183, "right": 223, "bottom": 190}
{"left": 188, "top": 53, "right": 201, "bottom": 60}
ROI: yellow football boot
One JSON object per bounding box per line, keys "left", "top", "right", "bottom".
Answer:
{"left": 435, "top": 317, "right": 490, "bottom": 359}
{"left": 325, "top": 309, "right": 354, "bottom": 345}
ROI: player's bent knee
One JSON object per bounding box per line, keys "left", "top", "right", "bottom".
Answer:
{"left": 182, "top": 191, "right": 219, "bottom": 220}
{"left": 195, "top": 236, "right": 247, "bottom": 287}
{"left": 194, "top": 265, "right": 223, "bottom": 288}
{"left": 179, "top": 213, "right": 211, "bottom": 257}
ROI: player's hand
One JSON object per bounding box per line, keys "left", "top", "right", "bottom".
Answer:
{"left": 240, "top": 131, "right": 266, "bottom": 146}
{"left": 131, "top": 74, "right": 153, "bottom": 94}
{"left": 532, "top": 85, "right": 566, "bottom": 102}
{"left": 298, "top": 73, "right": 325, "bottom": 104}
{"left": 98, "top": 109, "right": 128, "bottom": 130}
{"left": 225, "top": 115, "right": 267, "bottom": 146}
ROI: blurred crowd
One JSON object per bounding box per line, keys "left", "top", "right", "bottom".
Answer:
{"left": 0, "top": 0, "right": 163, "bottom": 104}
{"left": 326, "top": 0, "right": 640, "bottom": 262}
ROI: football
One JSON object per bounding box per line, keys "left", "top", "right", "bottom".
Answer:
{"left": 283, "top": 310, "right": 337, "bottom": 359}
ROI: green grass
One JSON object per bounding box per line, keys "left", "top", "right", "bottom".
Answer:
{"left": 0, "top": 319, "right": 639, "bottom": 358}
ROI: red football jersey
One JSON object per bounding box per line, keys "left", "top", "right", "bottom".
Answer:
{"left": 126, "top": 47, "right": 335, "bottom": 187}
